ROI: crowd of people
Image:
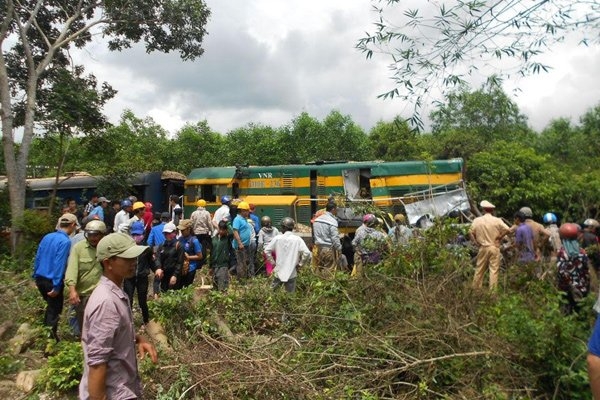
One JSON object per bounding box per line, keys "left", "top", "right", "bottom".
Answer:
{"left": 468, "top": 200, "right": 599, "bottom": 312}
{"left": 30, "top": 191, "right": 327, "bottom": 399}
{"left": 30, "top": 192, "right": 600, "bottom": 398}
{"left": 467, "top": 200, "right": 600, "bottom": 398}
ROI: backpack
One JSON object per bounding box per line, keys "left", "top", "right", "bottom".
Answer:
{"left": 557, "top": 249, "right": 590, "bottom": 299}
{"left": 176, "top": 236, "right": 197, "bottom": 276}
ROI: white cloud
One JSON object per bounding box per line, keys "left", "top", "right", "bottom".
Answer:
{"left": 70, "top": 1, "right": 600, "bottom": 136}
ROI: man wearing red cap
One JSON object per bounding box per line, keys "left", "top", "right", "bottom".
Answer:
{"left": 469, "top": 200, "right": 510, "bottom": 290}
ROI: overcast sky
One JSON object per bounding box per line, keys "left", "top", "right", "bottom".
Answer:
{"left": 75, "top": 0, "right": 600, "bottom": 136}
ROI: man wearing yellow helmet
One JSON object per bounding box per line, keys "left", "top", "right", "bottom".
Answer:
{"left": 190, "top": 199, "right": 212, "bottom": 263}
{"left": 126, "top": 201, "right": 146, "bottom": 234}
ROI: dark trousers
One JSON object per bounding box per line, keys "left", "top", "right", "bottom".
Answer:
{"left": 124, "top": 275, "right": 150, "bottom": 324}
{"left": 160, "top": 270, "right": 181, "bottom": 292}
{"left": 180, "top": 269, "right": 197, "bottom": 288}
{"left": 153, "top": 276, "right": 161, "bottom": 297}
{"left": 196, "top": 234, "right": 212, "bottom": 266}
{"left": 74, "top": 295, "right": 90, "bottom": 336}
{"left": 35, "top": 277, "right": 64, "bottom": 340}
{"left": 212, "top": 266, "right": 229, "bottom": 292}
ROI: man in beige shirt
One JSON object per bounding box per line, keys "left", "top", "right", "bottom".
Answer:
{"left": 469, "top": 200, "right": 510, "bottom": 290}
{"left": 518, "top": 206, "right": 550, "bottom": 261}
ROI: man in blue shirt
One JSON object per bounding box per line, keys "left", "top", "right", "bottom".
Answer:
{"left": 33, "top": 213, "right": 78, "bottom": 341}
{"left": 588, "top": 315, "right": 600, "bottom": 398}
{"left": 147, "top": 212, "right": 169, "bottom": 250}
{"left": 147, "top": 212, "right": 169, "bottom": 298}
{"left": 233, "top": 201, "right": 253, "bottom": 279}
{"left": 176, "top": 219, "right": 203, "bottom": 288}
{"left": 248, "top": 204, "right": 261, "bottom": 235}
{"left": 87, "top": 196, "right": 110, "bottom": 222}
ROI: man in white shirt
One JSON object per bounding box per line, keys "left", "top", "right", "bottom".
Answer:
{"left": 169, "top": 195, "right": 182, "bottom": 226}
{"left": 264, "top": 217, "right": 311, "bottom": 293}
{"left": 114, "top": 199, "right": 133, "bottom": 233}
{"left": 212, "top": 195, "right": 231, "bottom": 231}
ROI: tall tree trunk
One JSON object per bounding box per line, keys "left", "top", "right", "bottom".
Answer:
{"left": 0, "top": 53, "right": 24, "bottom": 253}
{"left": 0, "top": 52, "right": 39, "bottom": 253}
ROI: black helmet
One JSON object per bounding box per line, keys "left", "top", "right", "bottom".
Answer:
{"left": 281, "top": 217, "right": 295, "bottom": 232}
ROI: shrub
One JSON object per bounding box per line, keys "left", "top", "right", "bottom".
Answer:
{"left": 13, "top": 210, "right": 55, "bottom": 262}
{"left": 38, "top": 340, "right": 83, "bottom": 393}
{"left": 481, "top": 281, "right": 593, "bottom": 399}
{"left": 0, "top": 354, "right": 22, "bottom": 376}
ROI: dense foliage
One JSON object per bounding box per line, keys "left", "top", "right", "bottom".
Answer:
{"left": 19, "top": 82, "right": 600, "bottom": 223}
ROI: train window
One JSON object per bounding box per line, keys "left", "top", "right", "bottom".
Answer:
{"left": 200, "top": 185, "right": 216, "bottom": 203}
{"left": 32, "top": 197, "right": 50, "bottom": 210}
{"left": 359, "top": 168, "right": 372, "bottom": 199}
{"left": 185, "top": 185, "right": 197, "bottom": 203}
{"left": 342, "top": 169, "right": 360, "bottom": 199}
{"left": 202, "top": 184, "right": 229, "bottom": 203}
{"left": 343, "top": 168, "right": 372, "bottom": 200}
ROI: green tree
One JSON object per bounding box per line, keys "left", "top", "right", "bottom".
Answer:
{"left": 224, "top": 123, "right": 284, "bottom": 166}
{"left": 467, "top": 141, "right": 566, "bottom": 218}
{"left": 170, "top": 121, "right": 227, "bottom": 172}
{"left": 75, "top": 110, "right": 170, "bottom": 174}
{"left": 368, "top": 117, "right": 424, "bottom": 161}
{"left": 0, "top": 0, "right": 210, "bottom": 252}
{"left": 356, "top": 1, "right": 599, "bottom": 130}
{"left": 564, "top": 172, "right": 600, "bottom": 220}
{"left": 536, "top": 103, "right": 600, "bottom": 173}
{"left": 280, "top": 112, "right": 324, "bottom": 164}
{"left": 429, "top": 84, "right": 533, "bottom": 159}
{"left": 37, "top": 67, "right": 115, "bottom": 213}
{"left": 579, "top": 103, "right": 600, "bottom": 158}
{"left": 321, "top": 110, "right": 370, "bottom": 161}
{"left": 535, "top": 118, "right": 579, "bottom": 163}
{"left": 280, "top": 111, "right": 369, "bottom": 164}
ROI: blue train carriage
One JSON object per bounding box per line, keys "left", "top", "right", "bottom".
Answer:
{"left": 183, "top": 159, "right": 468, "bottom": 232}
{"left": 2, "top": 171, "right": 186, "bottom": 212}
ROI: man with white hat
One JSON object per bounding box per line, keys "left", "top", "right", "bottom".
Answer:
{"left": 79, "top": 233, "right": 158, "bottom": 400}
{"left": 469, "top": 200, "right": 510, "bottom": 290}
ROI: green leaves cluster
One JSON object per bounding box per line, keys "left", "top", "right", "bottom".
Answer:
{"left": 39, "top": 341, "right": 84, "bottom": 393}
{"left": 27, "top": 109, "right": 376, "bottom": 177}
{"left": 483, "top": 288, "right": 593, "bottom": 398}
